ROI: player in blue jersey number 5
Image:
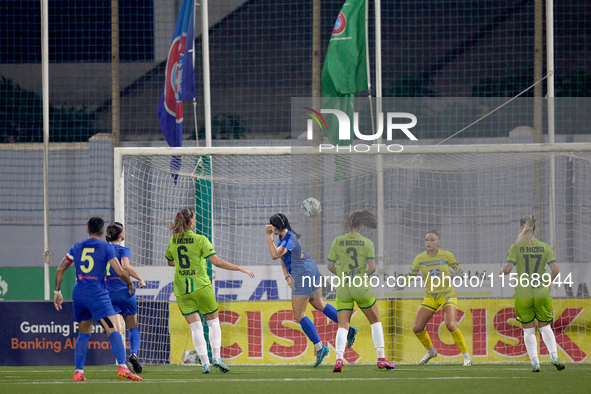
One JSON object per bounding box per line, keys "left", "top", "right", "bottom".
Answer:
{"left": 54, "top": 217, "right": 142, "bottom": 382}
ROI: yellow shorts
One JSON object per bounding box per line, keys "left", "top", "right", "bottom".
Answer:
{"left": 420, "top": 296, "right": 457, "bottom": 312}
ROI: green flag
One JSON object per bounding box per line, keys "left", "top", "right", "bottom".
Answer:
{"left": 322, "top": 0, "right": 369, "bottom": 146}
{"left": 322, "top": 0, "right": 369, "bottom": 96}
{"left": 322, "top": 0, "right": 369, "bottom": 182}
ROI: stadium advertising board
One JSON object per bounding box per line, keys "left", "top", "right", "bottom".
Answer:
{"left": 398, "top": 299, "right": 590, "bottom": 363}
{"left": 169, "top": 301, "right": 392, "bottom": 364}
{"left": 1, "top": 302, "right": 113, "bottom": 366}
{"left": 134, "top": 263, "right": 591, "bottom": 302}
{"left": 134, "top": 265, "right": 292, "bottom": 301}
{"left": 169, "top": 299, "right": 589, "bottom": 364}
{"left": 1, "top": 301, "right": 170, "bottom": 366}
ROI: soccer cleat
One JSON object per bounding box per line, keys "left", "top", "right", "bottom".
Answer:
{"left": 419, "top": 348, "right": 438, "bottom": 365}
{"left": 117, "top": 365, "right": 143, "bottom": 381}
{"left": 551, "top": 356, "right": 565, "bottom": 371}
{"left": 73, "top": 371, "right": 87, "bottom": 381}
{"left": 129, "top": 353, "right": 142, "bottom": 374}
{"left": 212, "top": 358, "right": 230, "bottom": 373}
{"left": 314, "top": 345, "right": 329, "bottom": 367}
{"left": 201, "top": 363, "right": 211, "bottom": 374}
{"left": 531, "top": 361, "right": 541, "bottom": 372}
{"left": 347, "top": 326, "right": 358, "bottom": 349}
{"left": 463, "top": 358, "right": 472, "bottom": 366}
{"left": 377, "top": 358, "right": 395, "bottom": 370}
{"left": 333, "top": 359, "right": 344, "bottom": 373}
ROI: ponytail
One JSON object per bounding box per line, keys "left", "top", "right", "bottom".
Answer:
{"left": 343, "top": 210, "right": 377, "bottom": 230}
{"left": 169, "top": 208, "right": 195, "bottom": 239}
{"left": 269, "top": 213, "right": 301, "bottom": 239}
{"left": 516, "top": 215, "right": 536, "bottom": 245}
{"left": 106, "top": 222, "right": 124, "bottom": 242}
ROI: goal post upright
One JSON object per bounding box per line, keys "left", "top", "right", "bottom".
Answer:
{"left": 114, "top": 147, "right": 125, "bottom": 225}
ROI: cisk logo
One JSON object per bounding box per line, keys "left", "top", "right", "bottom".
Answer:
{"left": 304, "top": 107, "right": 418, "bottom": 152}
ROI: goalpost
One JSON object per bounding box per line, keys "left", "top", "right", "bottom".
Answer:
{"left": 114, "top": 143, "right": 591, "bottom": 365}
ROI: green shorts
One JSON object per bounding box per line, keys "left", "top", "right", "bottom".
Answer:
{"left": 176, "top": 284, "right": 218, "bottom": 316}
{"left": 335, "top": 286, "right": 376, "bottom": 311}
{"left": 514, "top": 296, "right": 553, "bottom": 323}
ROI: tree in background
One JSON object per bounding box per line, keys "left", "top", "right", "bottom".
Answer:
{"left": 0, "top": 77, "right": 99, "bottom": 143}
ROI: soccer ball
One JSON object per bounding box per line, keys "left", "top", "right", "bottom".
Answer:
{"left": 182, "top": 350, "right": 199, "bottom": 364}
{"left": 301, "top": 197, "right": 321, "bottom": 218}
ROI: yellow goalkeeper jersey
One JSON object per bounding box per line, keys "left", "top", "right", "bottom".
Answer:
{"left": 408, "top": 249, "right": 460, "bottom": 298}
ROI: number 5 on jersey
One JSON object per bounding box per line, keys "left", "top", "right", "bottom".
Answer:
{"left": 81, "top": 248, "right": 95, "bottom": 273}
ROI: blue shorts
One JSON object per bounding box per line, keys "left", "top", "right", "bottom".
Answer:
{"left": 108, "top": 288, "right": 138, "bottom": 316}
{"left": 291, "top": 260, "right": 321, "bottom": 296}
{"left": 72, "top": 285, "right": 116, "bottom": 323}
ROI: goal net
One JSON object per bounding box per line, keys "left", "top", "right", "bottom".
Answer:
{"left": 116, "top": 144, "right": 591, "bottom": 365}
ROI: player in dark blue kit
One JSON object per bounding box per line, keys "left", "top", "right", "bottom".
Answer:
{"left": 54, "top": 217, "right": 142, "bottom": 382}
{"left": 105, "top": 222, "right": 146, "bottom": 374}
{"left": 265, "top": 213, "right": 357, "bottom": 367}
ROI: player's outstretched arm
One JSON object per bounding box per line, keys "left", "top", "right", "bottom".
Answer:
{"left": 209, "top": 255, "right": 255, "bottom": 278}
{"left": 54, "top": 257, "right": 73, "bottom": 311}
{"left": 327, "top": 260, "right": 337, "bottom": 275}
{"left": 548, "top": 262, "right": 560, "bottom": 281}
{"left": 367, "top": 259, "right": 377, "bottom": 276}
{"left": 109, "top": 257, "right": 135, "bottom": 294}
{"left": 499, "top": 262, "right": 513, "bottom": 276}
{"left": 122, "top": 257, "right": 146, "bottom": 287}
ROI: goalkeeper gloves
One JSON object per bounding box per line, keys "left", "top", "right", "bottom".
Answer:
{"left": 452, "top": 266, "right": 465, "bottom": 277}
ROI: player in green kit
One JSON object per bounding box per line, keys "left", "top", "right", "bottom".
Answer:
{"left": 166, "top": 207, "right": 255, "bottom": 374}
{"left": 499, "top": 215, "right": 565, "bottom": 372}
{"left": 327, "top": 210, "right": 394, "bottom": 372}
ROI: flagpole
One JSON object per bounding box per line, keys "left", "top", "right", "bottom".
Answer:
{"left": 193, "top": 0, "right": 199, "bottom": 145}
{"left": 41, "top": 0, "right": 51, "bottom": 300}
{"left": 201, "top": 0, "right": 212, "bottom": 147}
{"left": 374, "top": 0, "right": 386, "bottom": 298}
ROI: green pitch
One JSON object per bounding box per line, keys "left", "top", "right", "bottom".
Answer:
{"left": 1, "top": 364, "right": 588, "bottom": 394}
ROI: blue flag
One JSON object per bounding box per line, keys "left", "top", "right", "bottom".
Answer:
{"left": 158, "top": 0, "right": 195, "bottom": 182}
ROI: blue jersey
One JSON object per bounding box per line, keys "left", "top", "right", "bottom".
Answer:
{"left": 278, "top": 230, "right": 314, "bottom": 274}
{"left": 66, "top": 238, "right": 116, "bottom": 292}
{"left": 105, "top": 244, "right": 131, "bottom": 292}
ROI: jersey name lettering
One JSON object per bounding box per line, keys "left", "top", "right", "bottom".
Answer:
{"left": 174, "top": 237, "right": 195, "bottom": 245}
{"left": 339, "top": 240, "right": 365, "bottom": 246}
{"left": 519, "top": 246, "right": 545, "bottom": 253}
{"left": 178, "top": 269, "right": 196, "bottom": 276}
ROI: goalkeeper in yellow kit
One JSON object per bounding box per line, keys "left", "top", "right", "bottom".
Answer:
{"left": 395, "top": 229, "right": 472, "bottom": 366}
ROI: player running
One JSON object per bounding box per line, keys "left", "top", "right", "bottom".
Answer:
{"left": 499, "top": 215, "right": 565, "bottom": 372}
{"left": 167, "top": 207, "right": 254, "bottom": 374}
{"left": 327, "top": 210, "right": 395, "bottom": 372}
{"left": 395, "top": 228, "right": 472, "bottom": 366}
{"left": 105, "top": 222, "right": 146, "bottom": 374}
{"left": 266, "top": 213, "right": 357, "bottom": 367}
{"left": 54, "top": 217, "right": 142, "bottom": 382}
